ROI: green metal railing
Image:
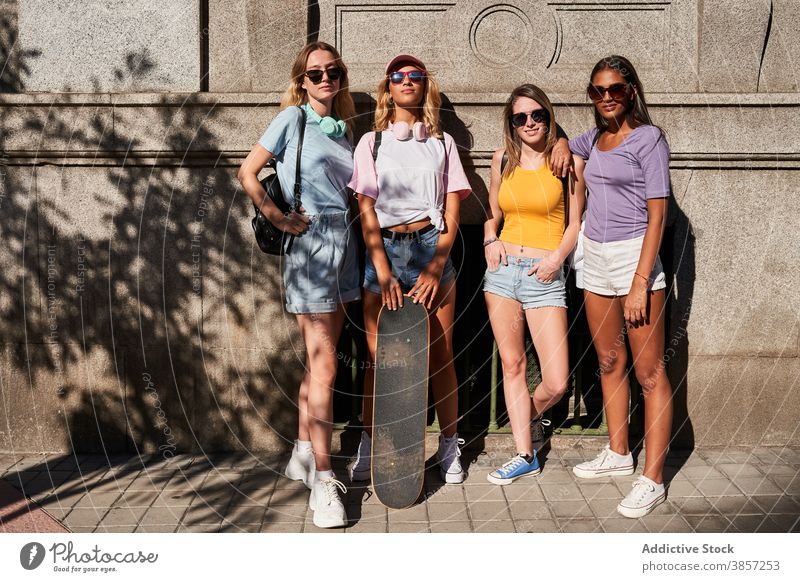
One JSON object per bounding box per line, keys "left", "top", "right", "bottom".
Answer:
{"left": 331, "top": 226, "right": 609, "bottom": 437}
{"left": 333, "top": 331, "right": 608, "bottom": 437}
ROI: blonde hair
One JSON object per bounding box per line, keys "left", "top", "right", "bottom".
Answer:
{"left": 280, "top": 42, "right": 356, "bottom": 138}
{"left": 373, "top": 66, "right": 442, "bottom": 138}
{"left": 501, "top": 84, "right": 557, "bottom": 179}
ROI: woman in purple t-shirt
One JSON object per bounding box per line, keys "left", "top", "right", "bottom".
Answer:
{"left": 569, "top": 56, "right": 673, "bottom": 519}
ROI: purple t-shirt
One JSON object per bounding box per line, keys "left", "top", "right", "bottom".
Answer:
{"left": 569, "top": 125, "right": 670, "bottom": 243}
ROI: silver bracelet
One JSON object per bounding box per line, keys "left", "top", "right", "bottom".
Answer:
{"left": 483, "top": 238, "right": 498, "bottom": 247}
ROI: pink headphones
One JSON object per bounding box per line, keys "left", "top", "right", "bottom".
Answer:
{"left": 391, "top": 121, "right": 427, "bottom": 141}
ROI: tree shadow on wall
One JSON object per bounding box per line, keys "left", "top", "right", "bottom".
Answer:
{"left": 0, "top": 47, "right": 304, "bottom": 462}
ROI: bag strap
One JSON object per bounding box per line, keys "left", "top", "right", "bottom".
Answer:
{"left": 372, "top": 130, "right": 382, "bottom": 161}
{"left": 291, "top": 106, "right": 307, "bottom": 211}
{"left": 283, "top": 106, "right": 307, "bottom": 254}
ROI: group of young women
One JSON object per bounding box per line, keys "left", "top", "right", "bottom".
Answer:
{"left": 238, "top": 42, "right": 673, "bottom": 528}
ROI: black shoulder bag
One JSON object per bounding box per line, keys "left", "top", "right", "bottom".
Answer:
{"left": 251, "top": 106, "right": 306, "bottom": 255}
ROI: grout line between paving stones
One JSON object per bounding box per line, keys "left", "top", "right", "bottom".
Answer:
{"left": 3, "top": 449, "right": 798, "bottom": 533}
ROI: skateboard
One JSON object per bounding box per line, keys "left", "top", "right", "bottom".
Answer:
{"left": 371, "top": 301, "right": 430, "bottom": 509}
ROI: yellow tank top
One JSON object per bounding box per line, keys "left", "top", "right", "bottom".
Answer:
{"left": 498, "top": 165, "right": 565, "bottom": 251}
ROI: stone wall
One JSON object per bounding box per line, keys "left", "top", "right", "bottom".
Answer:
{"left": 0, "top": 0, "right": 798, "bottom": 453}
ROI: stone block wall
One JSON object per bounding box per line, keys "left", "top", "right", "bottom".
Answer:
{"left": 0, "top": 1, "right": 797, "bottom": 453}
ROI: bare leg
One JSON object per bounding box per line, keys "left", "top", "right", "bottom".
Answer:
{"left": 360, "top": 290, "right": 382, "bottom": 437}
{"left": 296, "top": 308, "right": 346, "bottom": 472}
{"left": 297, "top": 353, "right": 311, "bottom": 442}
{"left": 584, "top": 291, "right": 630, "bottom": 455}
{"left": 429, "top": 280, "right": 458, "bottom": 438}
{"left": 526, "top": 306, "right": 570, "bottom": 419}
{"left": 626, "top": 290, "right": 672, "bottom": 484}
{"left": 484, "top": 292, "right": 529, "bottom": 454}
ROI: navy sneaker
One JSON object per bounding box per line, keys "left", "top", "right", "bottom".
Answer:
{"left": 531, "top": 416, "right": 552, "bottom": 455}
{"left": 486, "top": 453, "right": 541, "bottom": 485}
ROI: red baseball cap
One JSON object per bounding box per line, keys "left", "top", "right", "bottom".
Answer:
{"left": 385, "top": 54, "right": 427, "bottom": 75}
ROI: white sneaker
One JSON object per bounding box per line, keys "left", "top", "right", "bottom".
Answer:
{"left": 572, "top": 445, "right": 634, "bottom": 479}
{"left": 348, "top": 431, "right": 371, "bottom": 482}
{"left": 284, "top": 440, "right": 315, "bottom": 489}
{"left": 309, "top": 476, "right": 348, "bottom": 528}
{"left": 617, "top": 475, "right": 666, "bottom": 518}
{"left": 437, "top": 433, "right": 466, "bottom": 483}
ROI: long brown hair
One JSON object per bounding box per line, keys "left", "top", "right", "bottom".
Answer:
{"left": 373, "top": 64, "right": 442, "bottom": 138}
{"left": 280, "top": 42, "right": 356, "bottom": 137}
{"left": 588, "top": 55, "right": 663, "bottom": 137}
{"left": 501, "top": 84, "right": 557, "bottom": 179}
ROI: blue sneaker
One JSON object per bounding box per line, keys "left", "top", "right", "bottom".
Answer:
{"left": 487, "top": 453, "right": 541, "bottom": 485}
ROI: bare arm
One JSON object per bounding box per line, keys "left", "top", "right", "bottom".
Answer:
{"left": 237, "top": 144, "right": 308, "bottom": 235}
{"left": 527, "top": 156, "right": 586, "bottom": 281}
{"left": 624, "top": 197, "right": 668, "bottom": 326}
{"left": 556, "top": 156, "right": 587, "bottom": 263}
{"left": 358, "top": 194, "right": 403, "bottom": 309}
{"left": 549, "top": 124, "right": 573, "bottom": 178}
{"left": 483, "top": 149, "right": 507, "bottom": 271}
{"left": 408, "top": 191, "right": 460, "bottom": 309}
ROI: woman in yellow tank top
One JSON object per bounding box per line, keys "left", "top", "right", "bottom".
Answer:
{"left": 483, "top": 84, "right": 585, "bottom": 484}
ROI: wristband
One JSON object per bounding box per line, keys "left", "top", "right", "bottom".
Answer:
{"left": 634, "top": 272, "right": 651, "bottom": 284}
{"left": 483, "top": 238, "right": 498, "bottom": 247}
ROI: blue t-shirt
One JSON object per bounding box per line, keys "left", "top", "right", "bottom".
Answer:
{"left": 258, "top": 105, "right": 354, "bottom": 214}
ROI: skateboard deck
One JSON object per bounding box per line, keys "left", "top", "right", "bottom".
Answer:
{"left": 371, "top": 301, "right": 430, "bottom": 509}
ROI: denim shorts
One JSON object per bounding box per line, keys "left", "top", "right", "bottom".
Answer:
{"left": 483, "top": 256, "right": 567, "bottom": 310}
{"left": 282, "top": 210, "right": 361, "bottom": 314}
{"left": 363, "top": 225, "right": 455, "bottom": 294}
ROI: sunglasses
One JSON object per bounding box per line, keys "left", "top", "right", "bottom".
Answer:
{"left": 509, "top": 109, "right": 550, "bottom": 128}
{"left": 388, "top": 70, "right": 426, "bottom": 84}
{"left": 304, "top": 67, "right": 343, "bottom": 84}
{"left": 587, "top": 82, "right": 630, "bottom": 102}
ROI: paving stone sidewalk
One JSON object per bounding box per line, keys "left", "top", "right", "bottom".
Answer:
{"left": 1, "top": 437, "right": 798, "bottom": 533}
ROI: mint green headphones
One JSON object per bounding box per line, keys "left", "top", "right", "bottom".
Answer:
{"left": 303, "top": 103, "right": 346, "bottom": 138}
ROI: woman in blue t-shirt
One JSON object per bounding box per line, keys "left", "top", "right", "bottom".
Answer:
{"left": 568, "top": 56, "right": 673, "bottom": 519}
{"left": 238, "top": 42, "right": 358, "bottom": 528}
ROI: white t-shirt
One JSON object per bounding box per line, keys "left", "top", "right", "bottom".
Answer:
{"left": 348, "top": 125, "right": 471, "bottom": 230}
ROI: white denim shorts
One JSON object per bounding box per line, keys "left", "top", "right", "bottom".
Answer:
{"left": 582, "top": 235, "right": 666, "bottom": 297}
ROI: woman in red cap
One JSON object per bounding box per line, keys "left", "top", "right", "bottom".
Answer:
{"left": 347, "top": 54, "right": 472, "bottom": 484}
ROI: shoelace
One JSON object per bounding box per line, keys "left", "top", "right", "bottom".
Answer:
{"left": 531, "top": 417, "right": 552, "bottom": 443}
{"left": 320, "top": 478, "right": 347, "bottom": 505}
{"left": 446, "top": 437, "right": 464, "bottom": 458}
{"left": 628, "top": 477, "right": 655, "bottom": 502}
{"left": 500, "top": 454, "right": 527, "bottom": 473}
{"left": 584, "top": 445, "right": 612, "bottom": 468}
{"left": 440, "top": 437, "right": 465, "bottom": 469}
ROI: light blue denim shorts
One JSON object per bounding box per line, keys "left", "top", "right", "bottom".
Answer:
{"left": 483, "top": 256, "right": 567, "bottom": 310}
{"left": 282, "top": 210, "right": 361, "bottom": 314}
{"left": 363, "top": 225, "right": 455, "bottom": 294}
